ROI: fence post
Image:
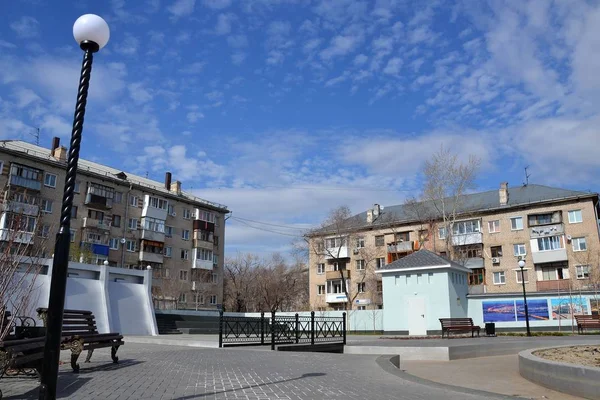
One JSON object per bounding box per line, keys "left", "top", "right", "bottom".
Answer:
{"left": 271, "top": 310, "right": 276, "bottom": 350}
{"left": 260, "top": 312, "right": 265, "bottom": 345}
{"left": 218, "top": 310, "right": 223, "bottom": 348}
{"left": 343, "top": 312, "right": 347, "bottom": 345}
{"left": 295, "top": 313, "right": 299, "bottom": 344}
{"left": 311, "top": 311, "right": 315, "bottom": 346}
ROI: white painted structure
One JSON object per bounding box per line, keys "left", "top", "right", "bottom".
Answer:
{"left": 15, "top": 258, "right": 158, "bottom": 335}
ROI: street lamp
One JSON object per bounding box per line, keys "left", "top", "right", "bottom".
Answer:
{"left": 38, "top": 14, "right": 109, "bottom": 400}
{"left": 518, "top": 259, "right": 531, "bottom": 337}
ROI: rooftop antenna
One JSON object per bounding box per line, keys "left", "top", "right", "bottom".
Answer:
{"left": 26, "top": 127, "right": 40, "bottom": 145}
{"left": 145, "top": 171, "right": 149, "bottom": 178}
{"left": 523, "top": 166, "right": 531, "bottom": 186}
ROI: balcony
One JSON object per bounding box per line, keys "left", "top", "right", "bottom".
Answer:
{"left": 194, "top": 259, "right": 213, "bottom": 270}
{"left": 464, "top": 257, "right": 484, "bottom": 269}
{"left": 324, "top": 246, "right": 348, "bottom": 260}
{"left": 326, "top": 293, "right": 348, "bottom": 303}
{"left": 537, "top": 279, "right": 571, "bottom": 292}
{"left": 387, "top": 241, "right": 414, "bottom": 253}
{"left": 141, "top": 229, "right": 165, "bottom": 242}
{"left": 326, "top": 270, "right": 351, "bottom": 280}
{"left": 82, "top": 217, "right": 111, "bottom": 231}
{"left": 3, "top": 202, "right": 39, "bottom": 216}
{"left": 468, "top": 284, "right": 485, "bottom": 295}
{"left": 451, "top": 232, "right": 483, "bottom": 246}
{"left": 139, "top": 251, "right": 163, "bottom": 264}
{"left": 9, "top": 175, "right": 42, "bottom": 191}
{"left": 0, "top": 229, "right": 34, "bottom": 244}
{"left": 531, "top": 248, "right": 568, "bottom": 264}
{"left": 530, "top": 223, "right": 564, "bottom": 239}
{"left": 193, "top": 238, "right": 214, "bottom": 250}
{"left": 90, "top": 243, "right": 109, "bottom": 256}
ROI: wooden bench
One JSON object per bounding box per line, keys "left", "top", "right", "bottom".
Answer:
{"left": 574, "top": 315, "right": 600, "bottom": 334}
{"left": 0, "top": 336, "right": 45, "bottom": 399}
{"left": 439, "top": 318, "right": 481, "bottom": 338}
{"left": 37, "top": 308, "right": 124, "bottom": 373}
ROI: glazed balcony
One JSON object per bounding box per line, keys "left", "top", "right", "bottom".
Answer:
{"left": 531, "top": 248, "right": 568, "bottom": 264}
{"left": 82, "top": 217, "right": 111, "bottom": 231}
{"left": 537, "top": 279, "right": 571, "bottom": 292}
{"left": 326, "top": 270, "right": 350, "bottom": 280}
{"left": 451, "top": 232, "right": 483, "bottom": 246}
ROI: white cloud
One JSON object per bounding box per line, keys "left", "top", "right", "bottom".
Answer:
{"left": 0, "top": 40, "right": 16, "bottom": 49}
{"left": 168, "top": 0, "right": 196, "bottom": 18}
{"left": 320, "top": 35, "right": 361, "bottom": 60}
{"left": 203, "top": 0, "right": 231, "bottom": 9}
{"left": 40, "top": 114, "right": 71, "bottom": 137}
{"left": 383, "top": 57, "right": 402, "bottom": 75}
{"left": 353, "top": 54, "right": 368, "bottom": 66}
{"left": 10, "top": 16, "right": 39, "bottom": 38}
{"left": 186, "top": 105, "right": 205, "bottom": 123}
{"left": 231, "top": 52, "right": 246, "bottom": 65}
{"left": 12, "top": 87, "right": 41, "bottom": 108}
{"left": 115, "top": 35, "right": 139, "bottom": 56}
{"left": 175, "top": 31, "right": 192, "bottom": 44}
{"left": 128, "top": 82, "right": 153, "bottom": 104}
{"left": 179, "top": 62, "right": 206, "bottom": 74}
{"left": 215, "top": 13, "right": 235, "bottom": 35}
{"left": 227, "top": 34, "right": 248, "bottom": 48}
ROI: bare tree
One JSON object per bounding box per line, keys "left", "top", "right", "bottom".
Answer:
{"left": 223, "top": 253, "right": 261, "bottom": 312}
{"left": 420, "top": 145, "right": 481, "bottom": 262}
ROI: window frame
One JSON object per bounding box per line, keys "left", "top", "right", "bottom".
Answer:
{"left": 44, "top": 172, "right": 57, "bottom": 188}
{"left": 514, "top": 268, "right": 529, "bottom": 284}
{"left": 41, "top": 199, "right": 53, "bottom": 214}
{"left": 129, "top": 195, "right": 139, "bottom": 207}
{"left": 513, "top": 243, "right": 527, "bottom": 256}
{"left": 488, "top": 220, "right": 500, "bottom": 233}
{"left": 376, "top": 257, "right": 385, "bottom": 269}
{"left": 572, "top": 237, "right": 587, "bottom": 252}
{"left": 490, "top": 245, "right": 503, "bottom": 258}
{"left": 209, "top": 295, "right": 217, "bottom": 305}
{"left": 355, "top": 259, "right": 365, "bottom": 270}
{"left": 109, "top": 238, "right": 119, "bottom": 250}
{"left": 492, "top": 271, "right": 506, "bottom": 285}
{"left": 126, "top": 240, "right": 136, "bottom": 252}
{"left": 357, "top": 282, "right": 366, "bottom": 293}
{"left": 568, "top": 209, "right": 583, "bottom": 224}
{"left": 375, "top": 235, "right": 384, "bottom": 247}
{"left": 356, "top": 237, "right": 365, "bottom": 248}
{"left": 438, "top": 226, "right": 447, "bottom": 239}
{"left": 510, "top": 216, "right": 524, "bottom": 231}
{"left": 181, "top": 249, "right": 189, "bottom": 260}
{"left": 182, "top": 229, "right": 190, "bottom": 240}
{"left": 179, "top": 270, "right": 188, "bottom": 281}
{"left": 317, "top": 263, "right": 325, "bottom": 274}
{"left": 576, "top": 265, "right": 590, "bottom": 279}
{"left": 128, "top": 218, "right": 138, "bottom": 230}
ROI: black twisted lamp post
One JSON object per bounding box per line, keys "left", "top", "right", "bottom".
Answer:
{"left": 38, "top": 14, "right": 109, "bottom": 400}
{"left": 518, "top": 259, "right": 532, "bottom": 337}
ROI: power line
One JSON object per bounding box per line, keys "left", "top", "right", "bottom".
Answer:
{"left": 232, "top": 218, "right": 304, "bottom": 238}
{"left": 231, "top": 216, "right": 309, "bottom": 231}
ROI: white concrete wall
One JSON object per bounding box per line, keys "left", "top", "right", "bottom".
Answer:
{"left": 12, "top": 259, "right": 157, "bottom": 336}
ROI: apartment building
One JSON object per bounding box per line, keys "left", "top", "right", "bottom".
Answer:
{"left": 308, "top": 183, "right": 600, "bottom": 311}
{"left": 0, "top": 139, "right": 228, "bottom": 311}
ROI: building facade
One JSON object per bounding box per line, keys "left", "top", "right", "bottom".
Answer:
{"left": 308, "top": 183, "right": 600, "bottom": 311}
{"left": 0, "top": 139, "right": 228, "bottom": 311}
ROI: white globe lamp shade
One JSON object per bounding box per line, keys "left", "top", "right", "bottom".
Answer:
{"left": 518, "top": 260, "right": 526, "bottom": 268}
{"left": 73, "top": 14, "right": 110, "bottom": 50}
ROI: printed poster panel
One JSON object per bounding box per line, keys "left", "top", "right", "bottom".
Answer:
{"left": 591, "top": 299, "right": 600, "bottom": 316}
{"left": 482, "top": 300, "right": 516, "bottom": 322}
{"left": 550, "top": 298, "right": 589, "bottom": 319}
{"left": 515, "top": 299, "right": 549, "bottom": 321}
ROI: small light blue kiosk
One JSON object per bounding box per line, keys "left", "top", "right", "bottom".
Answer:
{"left": 375, "top": 249, "right": 471, "bottom": 335}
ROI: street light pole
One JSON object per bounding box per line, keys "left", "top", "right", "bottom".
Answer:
{"left": 519, "top": 260, "right": 531, "bottom": 337}
{"left": 38, "top": 14, "right": 109, "bottom": 400}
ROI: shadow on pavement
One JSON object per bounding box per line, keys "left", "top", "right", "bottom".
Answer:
{"left": 173, "top": 372, "right": 327, "bottom": 399}
{"left": 4, "top": 377, "right": 92, "bottom": 399}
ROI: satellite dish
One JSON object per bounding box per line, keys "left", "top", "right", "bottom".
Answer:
{"left": 120, "top": 238, "right": 126, "bottom": 244}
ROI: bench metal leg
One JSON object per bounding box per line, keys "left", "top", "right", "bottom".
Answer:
{"left": 85, "top": 349, "right": 94, "bottom": 363}
{"left": 111, "top": 345, "right": 120, "bottom": 363}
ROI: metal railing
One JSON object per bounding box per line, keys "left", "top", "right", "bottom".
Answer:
{"left": 219, "top": 311, "right": 346, "bottom": 350}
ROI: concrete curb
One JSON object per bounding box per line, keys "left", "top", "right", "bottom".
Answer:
{"left": 519, "top": 346, "right": 600, "bottom": 400}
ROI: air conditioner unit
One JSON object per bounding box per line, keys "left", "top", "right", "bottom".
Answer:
{"left": 172, "top": 212, "right": 177, "bottom": 217}
{"left": 491, "top": 257, "right": 500, "bottom": 264}
{"left": 353, "top": 249, "right": 359, "bottom": 255}
{"left": 566, "top": 235, "right": 572, "bottom": 241}
{"left": 518, "top": 256, "right": 524, "bottom": 261}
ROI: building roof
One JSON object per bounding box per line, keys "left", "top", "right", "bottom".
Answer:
{"left": 312, "top": 184, "right": 597, "bottom": 235}
{"left": 0, "top": 140, "right": 228, "bottom": 212}
{"left": 376, "top": 249, "right": 470, "bottom": 273}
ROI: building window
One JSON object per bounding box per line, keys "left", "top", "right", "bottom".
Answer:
{"left": 469, "top": 268, "right": 484, "bottom": 285}
{"left": 317, "top": 263, "right": 325, "bottom": 274}
{"left": 129, "top": 195, "right": 139, "bottom": 207}
{"left": 515, "top": 269, "right": 529, "bottom": 283}
{"left": 143, "top": 217, "right": 165, "bottom": 233}
{"left": 510, "top": 217, "right": 523, "bottom": 231}
{"left": 109, "top": 238, "right": 119, "bottom": 250}
{"left": 40, "top": 225, "right": 50, "bottom": 238}
{"left": 452, "top": 219, "right": 480, "bottom": 235}
{"left": 528, "top": 213, "right": 554, "bottom": 226}
{"left": 168, "top": 204, "right": 175, "bottom": 216}
{"left": 209, "top": 295, "right": 217, "bottom": 305}
{"left": 490, "top": 246, "right": 503, "bottom": 258}
{"left": 74, "top": 181, "right": 80, "bottom": 193}
{"left": 165, "top": 226, "right": 173, "bottom": 237}
{"left": 128, "top": 218, "right": 138, "bottom": 230}
{"left": 41, "top": 199, "right": 53, "bottom": 213}
{"left": 568, "top": 210, "right": 583, "bottom": 224}
{"left": 70, "top": 229, "right": 76, "bottom": 243}
{"left": 513, "top": 243, "right": 527, "bottom": 256}
{"left": 213, "top": 254, "right": 219, "bottom": 265}
{"left": 576, "top": 265, "right": 590, "bottom": 279}
{"left": 493, "top": 271, "right": 506, "bottom": 285}
{"left": 126, "top": 240, "right": 136, "bottom": 252}
{"left": 395, "top": 232, "right": 410, "bottom": 242}
{"left": 183, "top": 209, "right": 191, "bottom": 219}
{"left": 488, "top": 220, "right": 500, "bottom": 233}
{"left": 71, "top": 206, "right": 78, "bottom": 219}
{"left": 438, "top": 226, "right": 447, "bottom": 239}
{"left": 357, "top": 306, "right": 366, "bottom": 311}
{"left": 199, "top": 210, "right": 215, "bottom": 223}
{"left": 193, "top": 294, "right": 204, "bottom": 304}
{"left": 148, "top": 196, "right": 168, "bottom": 210}
{"left": 211, "top": 273, "right": 218, "bottom": 283}
{"left": 375, "top": 235, "right": 384, "bottom": 247}
{"left": 179, "top": 270, "right": 188, "bottom": 281}
{"left": 164, "top": 246, "right": 172, "bottom": 257}
{"left": 356, "top": 237, "right": 365, "bottom": 248}
{"left": 356, "top": 260, "right": 365, "bottom": 270}
{"left": 178, "top": 293, "right": 186, "bottom": 303}
{"left": 326, "top": 237, "right": 346, "bottom": 248}
{"left": 537, "top": 236, "right": 563, "bottom": 251}
{"left": 112, "top": 215, "right": 121, "bottom": 227}
{"left": 181, "top": 249, "right": 189, "bottom": 260}
{"left": 357, "top": 282, "right": 365, "bottom": 293}
{"left": 197, "top": 248, "right": 213, "bottom": 261}
{"left": 114, "top": 191, "right": 122, "bottom": 203}
{"left": 572, "top": 237, "right": 587, "bottom": 252}
{"left": 182, "top": 229, "right": 190, "bottom": 240}
{"left": 376, "top": 257, "right": 385, "bottom": 269}
{"left": 44, "top": 172, "right": 57, "bottom": 188}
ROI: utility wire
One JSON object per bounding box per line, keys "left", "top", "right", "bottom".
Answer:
{"left": 232, "top": 218, "right": 304, "bottom": 238}
{"left": 231, "top": 216, "right": 309, "bottom": 231}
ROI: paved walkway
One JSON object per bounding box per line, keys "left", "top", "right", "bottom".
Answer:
{"left": 2, "top": 343, "right": 521, "bottom": 400}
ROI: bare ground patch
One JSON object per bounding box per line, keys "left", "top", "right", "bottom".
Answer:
{"left": 533, "top": 345, "right": 600, "bottom": 368}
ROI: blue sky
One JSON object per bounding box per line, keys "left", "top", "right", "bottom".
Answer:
{"left": 2, "top": 0, "right": 600, "bottom": 257}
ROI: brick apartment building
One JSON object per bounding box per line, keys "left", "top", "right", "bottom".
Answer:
{"left": 0, "top": 139, "right": 228, "bottom": 311}
{"left": 308, "top": 183, "right": 600, "bottom": 311}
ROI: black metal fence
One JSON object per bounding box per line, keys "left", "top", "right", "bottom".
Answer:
{"left": 219, "top": 311, "right": 346, "bottom": 350}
